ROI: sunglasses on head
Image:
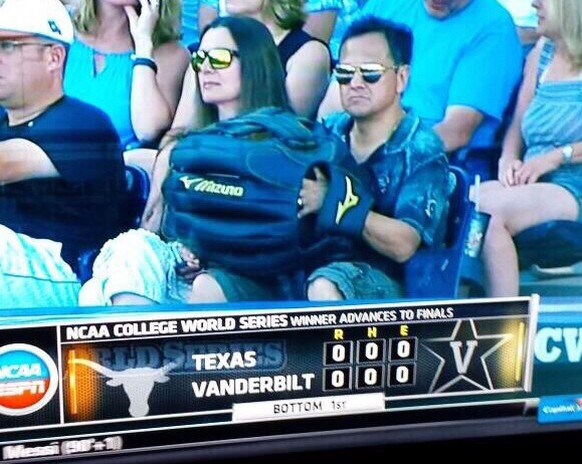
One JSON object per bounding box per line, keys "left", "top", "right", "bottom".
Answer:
{"left": 191, "top": 48, "right": 239, "bottom": 72}
{"left": 334, "top": 63, "right": 398, "bottom": 85}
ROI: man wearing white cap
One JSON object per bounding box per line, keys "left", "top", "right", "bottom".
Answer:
{"left": 0, "top": 0, "right": 126, "bottom": 309}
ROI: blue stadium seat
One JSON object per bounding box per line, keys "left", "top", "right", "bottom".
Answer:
{"left": 517, "top": 221, "right": 582, "bottom": 270}
{"left": 76, "top": 164, "right": 150, "bottom": 283}
{"left": 450, "top": 146, "right": 500, "bottom": 182}
{"left": 121, "top": 164, "right": 151, "bottom": 229}
{"left": 516, "top": 221, "right": 582, "bottom": 296}
{"left": 405, "top": 166, "right": 477, "bottom": 299}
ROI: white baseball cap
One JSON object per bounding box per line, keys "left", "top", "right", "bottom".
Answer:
{"left": 0, "top": 0, "right": 74, "bottom": 45}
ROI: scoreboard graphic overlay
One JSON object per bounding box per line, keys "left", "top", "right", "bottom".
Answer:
{"left": 0, "top": 297, "right": 537, "bottom": 461}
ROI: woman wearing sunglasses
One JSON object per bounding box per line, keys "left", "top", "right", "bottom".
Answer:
{"left": 168, "top": 0, "right": 330, "bottom": 143}
{"left": 78, "top": 16, "right": 290, "bottom": 306}
{"left": 63, "top": 0, "right": 189, "bottom": 150}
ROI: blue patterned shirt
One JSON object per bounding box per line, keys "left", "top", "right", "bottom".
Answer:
{"left": 324, "top": 111, "right": 451, "bottom": 271}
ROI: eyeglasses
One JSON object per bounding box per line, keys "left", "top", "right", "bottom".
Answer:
{"left": 334, "top": 63, "right": 399, "bottom": 85}
{"left": 191, "top": 48, "right": 240, "bottom": 72}
{"left": 0, "top": 40, "right": 54, "bottom": 55}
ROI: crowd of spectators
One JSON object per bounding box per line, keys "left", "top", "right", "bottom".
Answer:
{"left": 3, "top": 0, "right": 577, "bottom": 307}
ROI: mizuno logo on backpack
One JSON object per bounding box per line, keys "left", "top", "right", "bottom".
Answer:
{"left": 162, "top": 107, "right": 357, "bottom": 279}
{"left": 179, "top": 176, "right": 244, "bottom": 197}
{"left": 335, "top": 176, "right": 360, "bottom": 225}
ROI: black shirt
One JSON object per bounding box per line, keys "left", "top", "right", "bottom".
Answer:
{"left": 277, "top": 28, "right": 331, "bottom": 72}
{"left": 0, "top": 96, "right": 127, "bottom": 269}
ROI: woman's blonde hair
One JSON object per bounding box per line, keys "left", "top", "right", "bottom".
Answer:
{"left": 265, "top": 0, "right": 306, "bottom": 31}
{"left": 74, "top": 0, "right": 181, "bottom": 47}
{"left": 547, "top": 0, "right": 582, "bottom": 68}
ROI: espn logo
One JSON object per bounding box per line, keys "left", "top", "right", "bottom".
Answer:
{"left": 0, "top": 344, "right": 58, "bottom": 416}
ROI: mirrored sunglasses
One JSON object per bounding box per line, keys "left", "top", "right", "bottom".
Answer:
{"left": 191, "top": 48, "right": 239, "bottom": 72}
{"left": 334, "top": 63, "right": 398, "bottom": 85}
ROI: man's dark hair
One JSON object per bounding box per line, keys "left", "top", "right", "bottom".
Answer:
{"left": 339, "top": 15, "right": 413, "bottom": 65}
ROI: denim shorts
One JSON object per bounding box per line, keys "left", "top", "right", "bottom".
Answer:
{"left": 307, "top": 262, "right": 403, "bottom": 300}
{"left": 206, "top": 268, "right": 282, "bottom": 302}
{"left": 541, "top": 167, "right": 582, "bottom": 221}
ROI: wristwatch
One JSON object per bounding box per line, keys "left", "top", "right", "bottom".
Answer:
{"left": 562, "top": 145, "right": 574, "bottom": 164}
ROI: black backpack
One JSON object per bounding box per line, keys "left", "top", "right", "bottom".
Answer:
{"left": 161, "top": 107, "right": 354, "bottom": 277}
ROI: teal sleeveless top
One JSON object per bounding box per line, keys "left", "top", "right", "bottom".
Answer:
{"left": 64, "top": 40, "right": 137, "bottom": 149}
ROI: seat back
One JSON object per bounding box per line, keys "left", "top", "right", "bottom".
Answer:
{"left": 450, "top": 146, "right": 501, "bottom": 183}
{"left": 516, "top": 220, "right": 582, "bottom": 296}
{"left": 76, "top": 164, "right": 150, "bottom": 283}
{"left": 516, "top": 221, "right": 582, "bottom": 269}
{"left": 405, "top": 166, "right": 475, "bottom": 298}
{"left": 444, "top": 166, "right": 472, "bottom": 249}
{"left": 123, "top": 164, "right": 151, "bottom": 229}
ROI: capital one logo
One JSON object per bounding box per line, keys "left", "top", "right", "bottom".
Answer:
{"left": 0, "top": 344, "right": 59, "bottom": 416}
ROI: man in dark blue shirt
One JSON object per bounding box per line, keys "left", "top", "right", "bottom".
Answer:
{"left": 299, "top": 16, "right": 450, "bottom": 300}
{"left": 0, "top": 0, "right": 126, "bottom": 309}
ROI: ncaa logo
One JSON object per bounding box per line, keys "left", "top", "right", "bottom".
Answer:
{"left": 0, "top": 344, "right": 58, "bottom": 416}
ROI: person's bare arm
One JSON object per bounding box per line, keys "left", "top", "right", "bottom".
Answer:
{"left": 499, "top": 39, "right": 542, "bottom": 185}
{"left": 299, "top": 169, "right": 421, "bottom": 263}
{"left": 140, "top": 140, "right": 175, "bottom": 233}
{"left": 198, "top": 3, "right": 218, "bottom": 34}
{"left": 433, "top": 106, "right": 484, "bottom": 153}
{"left": 130, "top": 41, "right": 190, "bottom": 142}
{"left": 362, "top": 212, "right": 421, "bottom": 263}
{"left": 126, "top": 1, "right": 190, "bottom": 143}
{"left": 303, "top": 10, "right": 338, "bottom": 43}
{"left": 286, "top": 40, "right": 331, "bottom": 118}
{"left": 317, "top": 78, "right": 341, "bottom": 121}
{"left": 161, "top": 66, "right": 203, "bottom": 148}
{"left": 0, "top": 139, "right": 58, "bottom": 186}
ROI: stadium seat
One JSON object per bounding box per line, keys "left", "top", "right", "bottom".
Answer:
{"left": 76, "top": 164, "right": 151, "bottom": 283}
{"left": 451, "top": 146, "right": 500, "bottom": 182}
{"left": 516, "top": 221, "right": 582, "bottom": 296}
{"left": 121, "top": 164, "right": 151, "bottom": 229}
{"left": 405, "top": 166, "right": 479, "bottom": 299}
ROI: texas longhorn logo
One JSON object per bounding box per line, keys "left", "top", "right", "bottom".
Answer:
{"left": 68, "top": 356, "right": 179, "bottom": 418}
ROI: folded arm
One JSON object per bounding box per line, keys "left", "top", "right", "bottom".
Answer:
{"left": 0, "top": 138, "right": 58, "bottom": 186}
{"left": 434, "top": 105, "right": 484, "bottom": 153}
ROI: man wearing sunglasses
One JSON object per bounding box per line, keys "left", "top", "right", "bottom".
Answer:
{"left": 0, "top": 0, "right": 126, "bottom": 309}
{"left": 319, "top": 0, "right": 522, "bottom": 165}
{"left": 299, "top": 16, "right": 450, "bottom": 301}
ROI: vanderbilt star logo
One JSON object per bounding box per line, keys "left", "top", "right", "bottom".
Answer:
{"left": 422, "top": 320, "right": 512, "bottom": 393}
{"left": 335, "top": 176, "right": 359, "bottom": 224}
